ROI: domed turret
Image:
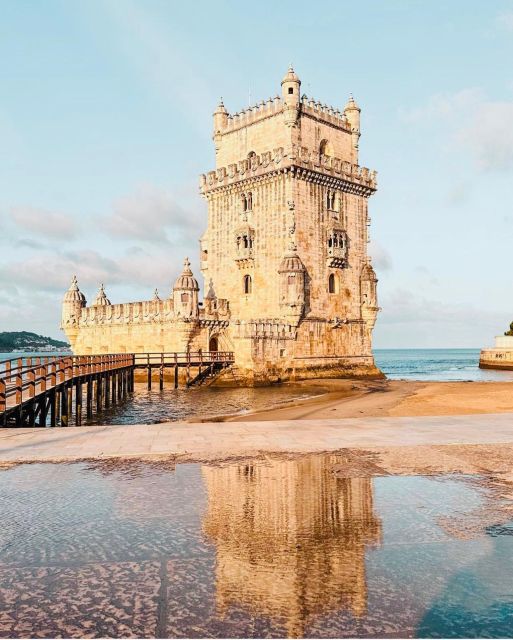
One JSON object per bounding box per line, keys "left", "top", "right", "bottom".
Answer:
{"left": 278, "top": 250, "right": 306, "bottom": 323}
{"left": 281, "top": 65, "right": 301, "bottom": 126}
{"left": 279, "top": 251, "right": 305, "bottom": 274}
{"left": 61, "top": 275, "right": 86, "bottom": 328}
{"left": 360, "top": 261, "right": 379, "bottom": 331}
{"left": 344, "top": 93, "right": 361, "bottom": 153}
{"left": 281, "top": 65, "right": 300, "bottom": 90}
{"left": 213, "top": 98, "right": 228, "bottom": 152}
{"left": 173, "top": 258, "right": 199, "bottom": 319}
{"left": 92, "top": 283, "right": 111, "bottom": 306}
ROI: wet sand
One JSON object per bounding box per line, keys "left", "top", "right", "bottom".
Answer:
{"left": 226, "top": 379, "right": 513, "bottom": 421}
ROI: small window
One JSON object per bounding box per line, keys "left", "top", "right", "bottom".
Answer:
{"left": 288, "top": 87, "right": 294, "bottom": 95}
{"left": 243, "top": 274, "right": 252, "bottom": 294}
{"left": 288, "top": 274, "right": 295, "bottom": 285}
{"left": 328, "top": 273, "right": 336, "bottom": 294}
{"left": 181, "top": 292, "right": 189, "bottom": 303}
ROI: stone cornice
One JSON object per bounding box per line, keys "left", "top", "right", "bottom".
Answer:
{"left": 200, "top": 147, "right": 377, "bottom": 197}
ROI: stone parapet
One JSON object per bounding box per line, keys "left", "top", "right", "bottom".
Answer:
{"left": 200, "top": 147, "right": 376, "bottom": 196}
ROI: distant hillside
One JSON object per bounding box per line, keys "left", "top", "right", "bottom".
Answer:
{"left": 0, "top": 331, "right": 70, "bottom": 352}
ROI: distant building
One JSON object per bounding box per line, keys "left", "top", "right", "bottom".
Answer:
{"left": 61, "top": 67, "right": 381, "bottom": 384}
{"left": 480, "top": 322, "right": 513, "bottom": 370}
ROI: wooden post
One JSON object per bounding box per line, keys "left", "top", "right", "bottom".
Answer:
{"left": 105, "top": 372, "right": 110, "bottom": 408}
{"left": 0, "top": 380, "right": 6, "bottom": 421}
{"left": 61, "top": 384, "right": 68, "bottom": 427}
{"left": 96, "top": 377, "right": 102, "bottom": 412}
{"left": 174, "top": 353, "right": 178, "bottom": 389}
{"left": 147, "top": 356, "right": 152, "bottom": 390}
{"left": 86, "top": 378, "right": 93, "bottom": 418}
{"left": 67, "top": 384, "right": 72, "bottom": 424}
{"left": 50, "top": 389, "right": 56, "bottom": 427}
{"left": 0, "top": 377, "right": 4, "bottom": 410}
{"left": 111, "top": 371, "right": 117, "bottom": 405}
{"left": 15, "top": 372, "right": 22, "bottom": 406}
{"left": 56, "top": 388, "right": 61, "bottom": 424}
{"left": 75, "top": 380, "right": 82, "bottom": 425}
{"left": 38, "top": 365, "right": 48, "bottom": 427}
{"left": 117, "top": 370, "right": 122, "bottom": 401}
{"left": 186, "top": 351, "right": 191, "bottom": 386}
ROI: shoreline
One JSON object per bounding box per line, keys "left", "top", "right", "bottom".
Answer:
{"left": 212, "top": 378, "right": 513, "bottom": 422}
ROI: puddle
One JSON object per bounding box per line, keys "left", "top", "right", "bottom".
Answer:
{"left": 1, "top": 454, "right": 512, "bottom": 637}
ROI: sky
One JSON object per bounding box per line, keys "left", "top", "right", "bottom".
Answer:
{"left": 1, "top": 0, "right": 513, "bottom": 348}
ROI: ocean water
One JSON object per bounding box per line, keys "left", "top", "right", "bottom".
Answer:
{"left": 374, "top": 348, "right": 513, "bottom": 382}
{"left": 2, "top": 349, "right": 513, "bottom": 425}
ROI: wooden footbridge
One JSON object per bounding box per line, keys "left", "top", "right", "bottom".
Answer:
{"left": 0, "top": 351, "right": 234, "bottom": 427}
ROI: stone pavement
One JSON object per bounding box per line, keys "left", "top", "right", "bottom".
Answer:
{"left": 0, "top": 412, "right": 513, "bottom": 463}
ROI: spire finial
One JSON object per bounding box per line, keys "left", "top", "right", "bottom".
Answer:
{"left": 153, "top": 288, "right": 160, "bottom": 301}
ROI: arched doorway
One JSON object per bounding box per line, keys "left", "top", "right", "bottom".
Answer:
{"left": 209, "top": 336, "right": 219, "bottom": 352}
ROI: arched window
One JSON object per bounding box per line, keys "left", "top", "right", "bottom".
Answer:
{"left": 243, "top": 274, "right": 252, "bottom": 294}
{"left": 242, "top": 193, "right": 248, "bottom": 211}
{"left": 328, "top": 273, "right": 336, "bottom": 294}
{"left": 319, "top": 139, "right": 333, "bottom": 157}
{"left": 247, "top": 192, "right": 253, "bottom": 210}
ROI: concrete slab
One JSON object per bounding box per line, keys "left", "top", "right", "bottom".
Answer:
{"left": 0, "top": 412, "right": 512, "bottom": 463}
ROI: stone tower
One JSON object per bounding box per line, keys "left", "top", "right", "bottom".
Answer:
{"left": 199, "top": 66, "right": 380, "bottom": 381}
{"left": 61, "top": 67, "right": 381, "bottom": 384}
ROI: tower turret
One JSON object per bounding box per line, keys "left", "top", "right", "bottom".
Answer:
{"left": 61, "top": 275, "right": 86, "bottom": 328}
{"left": 173, "top": 257, "right": 199, "bottom": 319}
{"left": 278, "top": 250, "right": 306, "bottom": 324}
{"left": 344, "top": 94, "right": 361, "bottom": 154}
{"left": 360, "top": 261, "right": 379, "bottom": 332}
{"left": 281, "top": 65, "right": 301, "bottom": 127}
{"left": 213, "top": 99, "right": 228, "bottom": 152}
{"left": 92, "top": 284, "right": 111, "bottom": 306}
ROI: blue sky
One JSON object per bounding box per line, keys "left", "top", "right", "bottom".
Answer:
{"left": 1, "top": 0, "right": 513, "bottom": 347}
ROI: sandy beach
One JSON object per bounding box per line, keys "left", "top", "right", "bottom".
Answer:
{"left": 224, "top": 379, "right": 513, "bottom": 422}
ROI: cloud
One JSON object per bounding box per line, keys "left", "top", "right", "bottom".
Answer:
{"left": 101, "top": 183, "right": 204, "bottom": 246}
{"left": 402, "top": 88, "right": 513, "bottom": 172}
{"left": 401, "top": 88, "right": 483, "bottom": 123}
{"left": 496, "top": 11, "right": 513, "bottom": 31}
{"left": 374, "top": 288, "right": 506, "bottom": 348}
{"left": 10, "top": 206, "right": 77, "bottom": 239}
{"left": 369, "top": 241, "right": 392, "bottom": 272}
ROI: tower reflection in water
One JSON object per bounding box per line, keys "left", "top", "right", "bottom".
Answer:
{"left": 202, "top": 454, "right": 382, "bottom": 637}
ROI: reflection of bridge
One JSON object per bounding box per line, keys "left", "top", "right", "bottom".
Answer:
{"left": 0, "top": 351, "right": 234, "bottom": 427}
{"left": 202, "top": 455, "right": 382, "bottom": 638}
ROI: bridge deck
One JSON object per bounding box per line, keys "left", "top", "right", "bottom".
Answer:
{"left": 0, "top": 352, "right": 234, "bottom": 426}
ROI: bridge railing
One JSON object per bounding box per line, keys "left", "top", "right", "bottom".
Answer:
{"left": 0, "top": 354, "right": 134, "bottom": 413}
{"left": 133, "top": 351, "right": 234, "bottom": 367}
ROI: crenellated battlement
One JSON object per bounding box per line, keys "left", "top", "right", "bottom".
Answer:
{"left": 214, "top": 95, "right": 351, "bottom": 135}
{"left": 223, "top": 96, "right": 284, "bottom": 132}
{"left": 200, "top": 145, "right": 377, "bottom": 194}
{"left": 300, "top": 95, "right": 351, "bottom": 130}
{"left": 79, "top": 299, "right": 173, "bottom": 326}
